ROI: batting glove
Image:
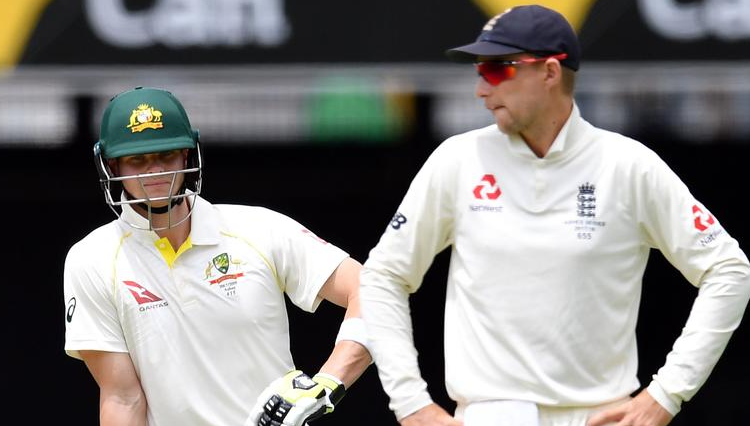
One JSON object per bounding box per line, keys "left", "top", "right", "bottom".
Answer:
{"left": 245, "top": 370, "right": 346, "bottom": 426}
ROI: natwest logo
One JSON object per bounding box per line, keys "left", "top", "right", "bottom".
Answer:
{"left": 692, "top": 205, "right": 715, "bottom": 231}
{"left": 473, "top": 174, "right": 502, "bottom": 200}
{"left": 123, "top": 281, "right": 164, "bottom": 305}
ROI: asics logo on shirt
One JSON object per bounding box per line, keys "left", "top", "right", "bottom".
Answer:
{"left": 473, "top": 174, "right": 502, "bottom": 200}
{"left": 66, "top": 297, "right": 77, "bottom": 323}
{"left": 123, "top": 281, "right": 164, "bottom": 305}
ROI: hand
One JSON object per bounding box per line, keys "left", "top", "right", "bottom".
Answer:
{"left": 245, "top": 370, "right": 346, "bottom": 426}
{"left": 586, "top": 390, "right": 673, "bottom": 426}
{"left": 400, "top": 403, "right": 463, "bottom": 426}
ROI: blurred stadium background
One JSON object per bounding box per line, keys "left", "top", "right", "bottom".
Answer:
{"left": 2, "top": 1, "right": 748, "bottom": 425}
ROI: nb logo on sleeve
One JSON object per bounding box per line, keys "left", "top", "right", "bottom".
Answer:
{"left": 390, "top": 212, "right": 407, "bottom": 230}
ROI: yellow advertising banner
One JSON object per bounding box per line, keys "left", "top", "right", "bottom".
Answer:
{"left": 471, "top": 0, "right": 597, "bottom": 31}
{"left": 0, "top": 0, "right": 53, "bottom": 67}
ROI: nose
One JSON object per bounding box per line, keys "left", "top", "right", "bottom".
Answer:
{"left": 146, "top": 161, "right": 164, "bottom": 174}
{"left": 143, "top": 155, "right": 168, "bottom": 174}
{"left": 475, "top": 77, "right": 492, "bottom": 98}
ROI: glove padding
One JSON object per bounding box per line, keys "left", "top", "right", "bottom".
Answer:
{"left": 246, "top": 370, "right": 346, "bottom": 426}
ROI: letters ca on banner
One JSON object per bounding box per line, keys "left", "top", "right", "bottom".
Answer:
{"left": 6, "top": 0, "right": 750, "bottom": 66}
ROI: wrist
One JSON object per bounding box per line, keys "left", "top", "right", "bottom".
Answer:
{"left": 394, "top": 392, "right": 434, "bottom": 421}
{"left": 313, "top": 372, "right": 346, "bottom": 405}
{"left": 646, "top": 380, "right": 682, "bottom": 416}
{"left": 335, "top": 317, "right": 369, "bottom": 350}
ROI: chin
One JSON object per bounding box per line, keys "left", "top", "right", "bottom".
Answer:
{"left": 495, "top": 121, "right": 516, "bottom": 135}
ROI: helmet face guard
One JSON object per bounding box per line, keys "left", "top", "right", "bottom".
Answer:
{"left": 93, "top": 87, "right": 203, "bottom": 231}
{"left": 94, "top": 142, "right": 203, "bottom": 231}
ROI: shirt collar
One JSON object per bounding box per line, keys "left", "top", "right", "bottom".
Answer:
{"left": 507, "top": 102, "right": 584, "bottom": 159}
{"left": 118, "top": 192, "right": 221, "bottom": 245}
{"left": 187, "top": 195, "right": 221, "bottom": 245}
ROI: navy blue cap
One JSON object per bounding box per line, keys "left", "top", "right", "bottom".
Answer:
{"left": 446, "top": 5, "right": 581, "bottom": 71}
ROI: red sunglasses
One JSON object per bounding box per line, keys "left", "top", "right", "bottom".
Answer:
{"left": 475, "top": 53, "right": 568, "bottom": 86}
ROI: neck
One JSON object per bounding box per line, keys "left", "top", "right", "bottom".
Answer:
{"left": 134, "top": 201, "right": 192, "bottom": 249}
{"left": 156, "top": 219, "right": 191, "bottom": 251}
{"left": 520, "top": 98, "right": 574, "bottom": 158}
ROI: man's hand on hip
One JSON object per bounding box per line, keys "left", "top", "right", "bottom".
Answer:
{"left": 586, "top": 390, "right": 673, "bottom": 426}
{"left": 401, "top": 403, "right": 463, "bottom": 426}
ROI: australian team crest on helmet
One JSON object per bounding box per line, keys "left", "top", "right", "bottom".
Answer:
{"left": 127, "top": 103, "right": 164, "bottom": 133}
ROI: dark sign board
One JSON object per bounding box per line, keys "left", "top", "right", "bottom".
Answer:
{"left": 4, "top": 0, "right": 750, "bottom": 67}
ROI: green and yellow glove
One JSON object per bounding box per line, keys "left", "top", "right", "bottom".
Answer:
{"left": 245, "top": 370, "right": 346, "bottom": 426}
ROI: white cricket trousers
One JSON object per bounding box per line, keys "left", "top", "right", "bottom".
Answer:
{"left": 455, "top": 397, "right": 629, "bottom": 426}
{"left": 538, "top": 398, "right": 629, "bottom": 426}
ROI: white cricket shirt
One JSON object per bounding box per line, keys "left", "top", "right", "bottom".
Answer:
{"left": 360, "top": 104, "right": 750, "bottom": 419}
{"left": 64, "top": 195, "right": 348, "bottom": 426}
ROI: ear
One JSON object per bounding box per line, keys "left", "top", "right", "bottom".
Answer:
{"left": 543, "top": 58, "right": 563, "bottom": 90}
{"left": 107, "top": 158, "right": 119, "bottom": 176}
{"left": 182, "top": 149, "right": 190, "bottom": 167}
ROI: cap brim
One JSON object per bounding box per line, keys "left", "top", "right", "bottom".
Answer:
{"left": 445, "top": 41, "right": 525, "bottom": 63}
{"left": 102, "top": 136, "right": 196, "bottom": 159}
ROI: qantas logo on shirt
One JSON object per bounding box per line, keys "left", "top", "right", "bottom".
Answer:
{"left": 473, "top": 174, "right": 502, "bottom": 200}
{"left": 123, "top": 281, "right": 169, "bottom": 312}
{"left": 123, "top": 281, "right": 164, "bottom": 304}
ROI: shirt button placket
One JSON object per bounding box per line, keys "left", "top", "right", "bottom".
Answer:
{"left": 533, "top": 161, "right": 546, "bottom": 211}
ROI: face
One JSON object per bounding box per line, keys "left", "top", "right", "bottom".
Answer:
{"left": 110, "top": 149, "right": 188, "bottom": 206}
{"left": 475, "top": 54, "right": 552, "bottom": 135}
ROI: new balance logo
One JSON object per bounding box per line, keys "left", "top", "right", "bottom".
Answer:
{"left": 390, "top": 212, "right": 407, "bottom": 230}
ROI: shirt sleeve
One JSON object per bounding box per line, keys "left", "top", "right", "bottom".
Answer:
{"left": 635, "top": 149, "right": 750, "bottom": 414}
{"left": 266, "top": 210, "right": 349, "bottom": 312}
{"left": 63, "top": 241, "right": 128, "bottom": 360}
{"left": 360, "top": 140, "right": 457, "bottom": 420}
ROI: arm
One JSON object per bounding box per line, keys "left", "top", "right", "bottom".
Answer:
{"left": 79, "top": 350, "right": 147, "bottom": 426}
{"left": 643, "top": 157, "right": 750, "bottom": 416}
{"left": 360, "top": 265, "right": 461, "bottom": 426}
{"left": 592, "top": 149, "right": 750, "bottom": 425}
{"left": 360, "top": 141, "right": 458, "bottom": 423}
{"left": 246, "top": 258, "right": 371, "bottom": 426}
{"left": 316, "top": 257, "right": 372, "bottom": 387}
{"left": 589, "top": 262, "right": 750, "bottom": 426}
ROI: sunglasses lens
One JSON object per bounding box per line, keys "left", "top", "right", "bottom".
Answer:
{"left": 476, "top": 63, "right": 515, "bottom": 86}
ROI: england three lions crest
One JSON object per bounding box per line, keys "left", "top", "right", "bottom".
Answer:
{"left": 577, "top": 182, "right": 596, "bottom": 218}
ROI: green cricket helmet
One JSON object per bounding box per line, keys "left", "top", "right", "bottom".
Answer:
{"left": 94, "top": 86, "right": 203, "bottom": 231}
